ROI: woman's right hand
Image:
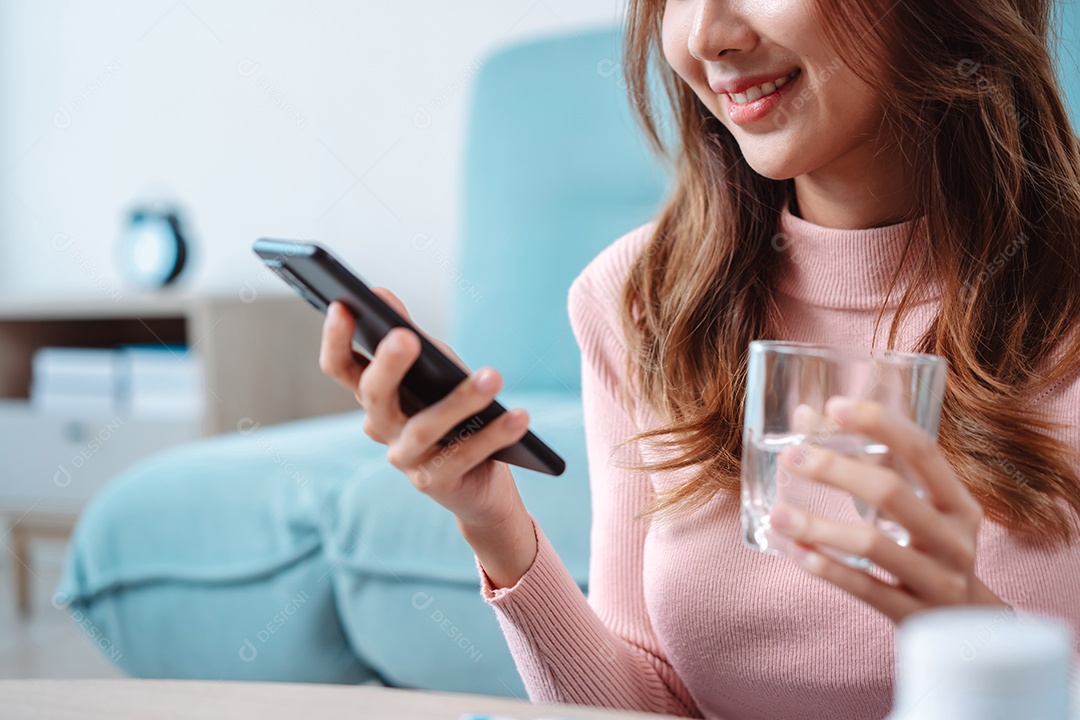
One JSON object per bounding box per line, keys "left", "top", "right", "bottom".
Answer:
{"left": 317, "top": 291, "right": 538, "bottom": 587}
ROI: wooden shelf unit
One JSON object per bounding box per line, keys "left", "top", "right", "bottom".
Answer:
{"left": 0, "top": 290, "right": 358, "bottom": 615}
{"left": 0, "top": 291, "right": 356, "bottom": 436}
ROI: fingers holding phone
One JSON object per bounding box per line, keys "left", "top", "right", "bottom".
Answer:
{"left": 367, "top": 287, "right": 471, "bottom": 374}
{"left": 258, "top": 237, "right": 563, "bottom": 477}
{"left": 317, "top": 295, "right": 531, "bottom": 522}
{"left": 387, "top": 363, "right": 529, "bottom": 485}
{"left": 319, "top": 300, "right": 369, "bottom": 400}
{"left": 263, "top": 237, "right": 553, "bottom": 584}
{"left": 319, "top": 288, "right": 466, "bottom": 401}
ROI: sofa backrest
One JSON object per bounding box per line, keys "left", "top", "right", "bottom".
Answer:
{"left": 447, "top": 26, "right": 672, "bottom": 395}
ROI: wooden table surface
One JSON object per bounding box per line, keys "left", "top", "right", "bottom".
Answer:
{"left": 0, "top": 679, "right": 687, "bottom": 719}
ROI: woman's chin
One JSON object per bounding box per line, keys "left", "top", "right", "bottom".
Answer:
{"left": 741, "top": 154, "right": 804, "bottom": 181}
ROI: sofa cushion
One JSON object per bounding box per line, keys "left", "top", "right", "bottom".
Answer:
{"left": 58, "top": 412, "right": 359, "bottom": 597}
{"left": 320, "top": 391, "right": 589, "bottom": 695}
{"left": 320, "top": 392, "right": 589, "bottom": 582}
{"left": 54, "top": 410, "right": 375, "bottom": 682}
{"left": 56, "top": 389, "right": 590, "bottom": 694}
{"left": 56, "top": 546, "right": 370, "bottom": 683}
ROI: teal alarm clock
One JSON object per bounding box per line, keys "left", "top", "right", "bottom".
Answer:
{"left": 117, "top": 209, "right": 188, "bottom": 289}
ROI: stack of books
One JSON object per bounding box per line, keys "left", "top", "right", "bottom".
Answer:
{"left": 121, "top": 345, "right": 204, "bottom": 419}
{"left": 30, "top": 345, "right": 204, "bottom": 420}
{"left": 30, "top": 348, "right": 117, "bottom": 416}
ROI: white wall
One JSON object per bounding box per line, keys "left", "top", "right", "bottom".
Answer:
{"left": 0, "top": 0, "right": 626, "bottom": 336}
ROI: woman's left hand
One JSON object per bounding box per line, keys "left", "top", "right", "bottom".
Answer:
{"left": 769, "top": 396, "right": 1008, "bottom": 624}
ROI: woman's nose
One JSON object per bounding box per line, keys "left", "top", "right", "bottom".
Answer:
{"left": 686, "top": 1, "right": 756, "bottom": 62}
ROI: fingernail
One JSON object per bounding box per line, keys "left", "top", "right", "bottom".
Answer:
{"left": 770, "top": 505, "right": 804, "bottom": 533}
{"left": 792, "top": 403, "right": 819, "bottom": 430}
{"left": 803, "top": 548, "right": 825, "bottom": 569}
{"left": 795, "top": 445, "right": 824, "bottom": 471}
{"left": 507, "top": 409, "right": 527, "bottom": 429}
{"left": 826, "top": 396, "right": 857, "bottom": 421}
{"left": 780, "top": 445, "right": 806, "bottom": 468}
{"left": 475, "top": 369, "right": 497, "bottom": 392}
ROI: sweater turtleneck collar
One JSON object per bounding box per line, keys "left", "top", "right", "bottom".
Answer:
{"left": 775, "top": 197, "right": 936, "bottom": 310}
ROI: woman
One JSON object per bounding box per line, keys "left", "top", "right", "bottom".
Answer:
{"left": 319, "top": 0, "right": 1080, "bottom": 717}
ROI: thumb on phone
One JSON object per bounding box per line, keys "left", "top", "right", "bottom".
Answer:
{"left": 371, "top": 286, "right": 472, "bottom": 375}
{"left": 370, "top": 286, "right": 413, "bottom": 322}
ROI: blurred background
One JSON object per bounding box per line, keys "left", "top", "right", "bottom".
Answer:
{"left": 0, "top": 0, "right": 656, "bottom": 690}
{"left": 1, "top": 0, "right": 1078, "bottom": 699}
{"left": 0, "top": 0, "right": 653, "bottom": 691}
{"left": 0, "top": 0, "right": 629, "bottom": 322}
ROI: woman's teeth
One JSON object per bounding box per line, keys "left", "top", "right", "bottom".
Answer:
{"left": 729, "top": 69, "right": 800, "bottom": 105}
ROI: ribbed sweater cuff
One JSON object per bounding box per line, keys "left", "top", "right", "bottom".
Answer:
{"left": 472, "top": 517, "right": 697, "bottom": 715}
{"left": 476, "top": 513, "right": 578, "bottom": 604}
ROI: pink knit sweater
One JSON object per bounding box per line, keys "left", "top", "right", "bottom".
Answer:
{"left": 476, "top": 202, "right": 1080, "bottom": 720}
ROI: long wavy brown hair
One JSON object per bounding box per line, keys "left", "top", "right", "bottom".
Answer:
{"left": 611, "top": 0, "right": 1080, "bottom": 544}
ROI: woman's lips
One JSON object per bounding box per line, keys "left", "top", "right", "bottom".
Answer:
{"left": 723, "top": 69, "right": 802, "bottom": 126}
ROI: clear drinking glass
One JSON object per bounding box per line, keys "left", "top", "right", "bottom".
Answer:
{"left": 740, "top": 341, "right": 948, "bottom": 568}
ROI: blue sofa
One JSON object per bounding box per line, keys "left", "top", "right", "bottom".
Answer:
{"left": 57, "top": 25, "right": 671, "bottom": 697}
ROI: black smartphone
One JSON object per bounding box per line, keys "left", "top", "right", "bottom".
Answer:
{"left": 252, "top": 238, "right": 566, "bottom": 477}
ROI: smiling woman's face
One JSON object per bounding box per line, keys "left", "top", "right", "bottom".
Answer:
{"left": 661, "top": 0, "right": 888, "bottom": 182}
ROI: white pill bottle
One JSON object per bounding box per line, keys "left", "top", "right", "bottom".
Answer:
{"left": 889, "top": 606, "right": 1075, "bottom": 720}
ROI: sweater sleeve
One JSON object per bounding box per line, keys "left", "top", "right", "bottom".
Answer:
{"left": 473, "top": 244, "right": 701, "bottom": 716}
